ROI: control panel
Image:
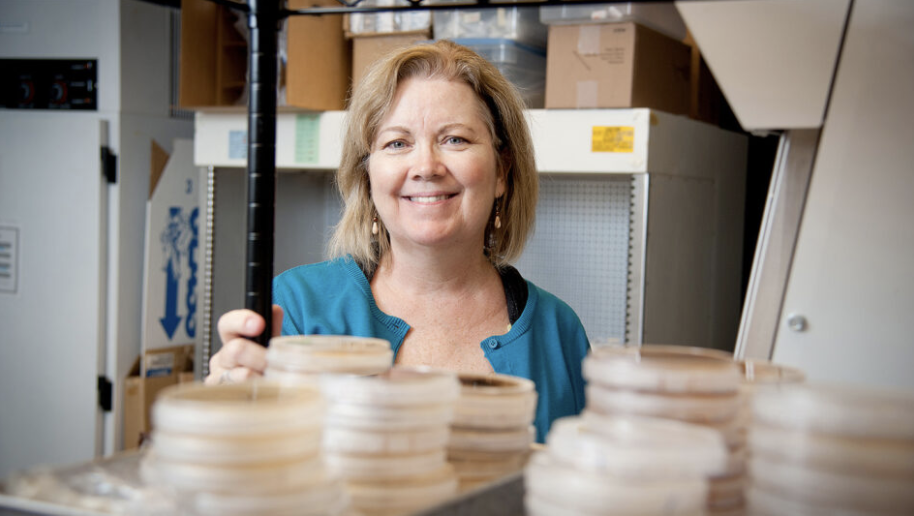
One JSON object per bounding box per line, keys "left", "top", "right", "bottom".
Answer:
{"left": 1, "top": 59, "right": 98, "bottom": 110}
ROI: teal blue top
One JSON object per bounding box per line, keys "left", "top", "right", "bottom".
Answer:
{"left": 273, "top": 256, "right": 590, "bottom": 441}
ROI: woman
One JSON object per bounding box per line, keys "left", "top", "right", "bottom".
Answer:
{"left": 209, "top": 40, "right": 589, "bottom": 440}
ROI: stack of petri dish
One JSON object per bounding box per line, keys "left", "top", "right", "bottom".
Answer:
{"left": 141, "top": 381, "right": 348, "bottom": 516}
{"left": 583, "top": 345, "right": 746, "bottom": 516}
{"left": 447, "top": 372, "right": 538, "bottom": 491}
{"left": 320, "top": 366, "right": 461, "bottom": 516}
{"left": 723, "top": 359, "right": 805, "bottom": 516}
{"left": 264, "top": 335, "right": 393, "bottom": 385}
{"left": 525, "top": 411, "right": 729, "bottom": 515}
{"left": 746, "top": 384, "right": 914, "bottom": 516}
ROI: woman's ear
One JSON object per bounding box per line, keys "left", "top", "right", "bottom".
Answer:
{"left": 496, "top": 152, "right": 509, "bottom": 198}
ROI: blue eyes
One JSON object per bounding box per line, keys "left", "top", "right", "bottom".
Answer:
{"left": 382, "top": 136, "right": 467, "bottom": 150}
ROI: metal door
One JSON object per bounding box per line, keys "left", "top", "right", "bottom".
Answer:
{"left": 0, "top": 112, "right": 106, "bottom": 479}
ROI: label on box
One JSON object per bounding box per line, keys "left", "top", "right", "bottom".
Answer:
{"left": 592, "top": 126, "right": 634, "bottom": 153}
{"left": 145, "top": 352, "right": 176, "bottom": 378}
{"left": 229, "top": 130, "right": 247, "bottom": 160}
{"left": 295, "top": 114, "right": 320, "bottom": 165}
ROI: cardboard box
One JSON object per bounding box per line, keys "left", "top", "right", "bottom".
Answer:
{"left": 286, "top": 0, "right": 351, "bottom": 111}
{"left": 123, "top": 345, "right": 194, "bottom": 450}
{"left": 544, "top": 22, "right": 691, "bottom": 113}
{"left": 179, "top": 0, "right": 351, "bottom": 110}
{"left": 351, "top": 32, "right": 430, "bottom": 89}
{"left": 684, "top": 31, "right": 729, "bottom": 126}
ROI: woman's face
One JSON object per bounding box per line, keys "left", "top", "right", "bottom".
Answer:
{"left": 368, "top": 76, "right": 505, "bottom": 255}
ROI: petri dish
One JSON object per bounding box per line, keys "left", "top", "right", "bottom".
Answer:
{"left": 546, "top": 412, "right": 729, "bottom": 480}
{"left": 706, "top": 473, "right": 746, "bottom": 506}
{"left": 151, "top": 428, "right": 321, "bottom": 465}
{"left": 267, "top": 335, "right": 392, "bottom": 375}
{"left": 324, "top": 450, "right": 447, "bottom": 481}
{"left": 738, "top": 359, "right": 805, "bottom": 385}
{"left": 191, "top": 477, "right": 349, "bottom": 516}
{"left": 324, "top": 401, "right": 454, "bottom": 431}
{"left": 749, "top": 423, "right": 914, "bottom": 476}
{"left": 586, "top": 384, "right": 741, "bottom": 423}
{"left": 452, "top": 372, "right": 538, "bottom": 429}
{"left": 751, "top": 383, "right": 914, "bottom": 440}
{"left": 448, "top": 450, "right": 530, "bottom": 479}
{"left": 583, "top": 345, "right": 741, "bottom": 394}
{"left": 749, "top": 454, "right": 914, "bottom": 512}
{"left": 323, "top": 424, "right": 450, "bottom": 455}
{"left": 263, "top": 366, "right": 322, "bottom": 387}
{"left": 448, "top": 425, "right": 535, "bottom": 452}
{"left": 746, "top": 485, "right": 911, "bottom": 516}
{"left": 524, "top": 451, "right": 708, "bottom": 516}
{"left": 346, "top": 464, "right": 458, "bottom": 511}
{"left": 151, "top": 381, "right": 322, "bottom": 436}
{"left": 319, "top": 366, "right": 460, "bottom": 407}
{"left": 141, "top": 452, "right": 326, "bottom": 494}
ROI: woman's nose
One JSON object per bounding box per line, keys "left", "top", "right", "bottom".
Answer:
{"left": 412, "top": 143, "right": 445, "bottom": 179}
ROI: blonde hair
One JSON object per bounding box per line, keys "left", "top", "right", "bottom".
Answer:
{"left": 329, "top": 40, "right": 538, "bottom": 271}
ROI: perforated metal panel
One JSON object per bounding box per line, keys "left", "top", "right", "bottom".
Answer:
{"left": 515, "top": 175, "right": 632, "bottom": 346}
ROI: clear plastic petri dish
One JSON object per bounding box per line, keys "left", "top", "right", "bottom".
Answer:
{"left": 546, "top": 411, "right": 729, "bottom": 480}
{"left": 151, "top": 428, "right": 321, "bottom": 465}
{"left": 452, "top": 372, "right": 538, "bottom": 429}
{"left": 706, "top": 474, "right": 746, "bottom": 506}
{"left": 191, "top": 477, "right": 350, "bottom": 516}
{"left": 524, "top": 451, "right": 708, "bottom": 516}
{"left": 324, "top": 449, "right": 447, "bottom": 480}
{"left": 323, "top": 424, "right": 451, "bottom": 455}
{"left": 267, "top": 335, "right": 393, "bottom": 375}
{"left": 738, "top": 359, "right": 805, "bottom": 385}
{"left": 263, "top": 366, "right": 322, "bottom": 387}
{"left": 586, "top": 384, "right": 741, "bottom": 423}
{"left": 583, "top": 345, "right": 741, "bottom": 394}
{"left": 751, "top": 383, "right": 914, "bottom": 440}
{"left": 346, "top": 464, "right": 458, "bottom": 511}
{"left": 320, "top": 366, "right": 460, "bottom": 407}
{"left": 448, "top": 425, "right": 535, "bottom": 452}
{"left": 151, "top": 381, "right": 323, "bottom": 437}
{"left": 448, "top": 450, "right": 530, "bottom": 479}
{"left": 749, "top": 423, "right": 914, "bottom": 476}
{"left": 748, "top": 454, "right": 914, "bottom": 512}
{"left": 324, "top": 401, "right": 455, "bottom": 431}
{"left": 141, "top": 451, "right": 326, "bottom": 494}
{"left": 746, "top": 485, "right": 911, "bottom": 516}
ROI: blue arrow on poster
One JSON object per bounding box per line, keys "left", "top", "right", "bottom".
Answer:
{"left": 160, "top": 259, "right": 181, "bottom": 339}
{"left": 159, "top": 206, "right": 185, "bottom": 339}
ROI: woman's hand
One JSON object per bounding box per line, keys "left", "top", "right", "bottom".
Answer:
{"left": 205, "top": 305, "right": 284, "bottom": 385}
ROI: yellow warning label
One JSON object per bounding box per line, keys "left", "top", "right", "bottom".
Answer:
{"left": 592, "top": 126, "right": 635, "bottom": 153}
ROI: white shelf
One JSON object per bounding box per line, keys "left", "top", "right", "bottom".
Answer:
{"left": 193, "top": 108, "right": 739, "bottom": 175}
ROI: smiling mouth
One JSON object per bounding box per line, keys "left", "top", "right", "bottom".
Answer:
{"left": 407, "top": 194, "right": 455, "bottom": 203}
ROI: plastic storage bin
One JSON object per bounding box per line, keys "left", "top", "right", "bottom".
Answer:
{"left": 433, "top": 3, "right": 547, "bottom": 48}
{"left": 538, "top": 1, "right": 688, "bottom": 41}
{"left": 347, "top": 0, "right": 431, "bottom": 35}
{"left": 452, "top": 38, "right": 546, "bottom": 109}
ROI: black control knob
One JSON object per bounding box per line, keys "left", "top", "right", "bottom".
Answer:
{"left": 50, "top": 80, "right": 67, "bottom": 104}
{"left": 19, "top": 80, "right": 34, "bottom": 103}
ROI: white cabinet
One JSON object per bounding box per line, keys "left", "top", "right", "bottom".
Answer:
{"left": 193, "top": 108, "right": 746, "bottom": 361}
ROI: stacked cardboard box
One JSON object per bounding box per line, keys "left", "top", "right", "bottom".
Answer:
{"left": 123, "top": 344, "right": 194, "bottom": 450}
{"left": 179, "top": 0, "right": 350, "bottom": 110}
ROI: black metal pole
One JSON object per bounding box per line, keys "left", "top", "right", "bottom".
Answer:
{"left": 245, "top": 0, "right": 280, "bottom": 346}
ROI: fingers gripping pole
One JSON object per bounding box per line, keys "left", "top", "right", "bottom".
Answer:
{"left": 245, "top": 0, "right": 281, "bottom": 346}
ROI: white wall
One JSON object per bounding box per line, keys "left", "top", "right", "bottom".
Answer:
{"left": 772, "top": 0, "right": 914, "bottom": 389}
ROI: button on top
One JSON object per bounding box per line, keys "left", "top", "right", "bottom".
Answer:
{"left": 487, "top": 339, "right": 499, "bottom": 349}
